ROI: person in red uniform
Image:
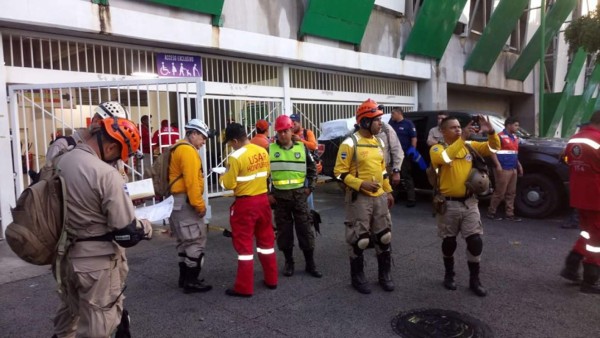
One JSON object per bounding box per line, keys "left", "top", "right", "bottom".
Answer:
{"left": 220, "top": 123, "right": 278, "bottom": 297}
{"left": 560, "top": 111, "right": 600, "bottom": 294}
{"left": 151, "top": 119, "right": 180, "bottom": 154}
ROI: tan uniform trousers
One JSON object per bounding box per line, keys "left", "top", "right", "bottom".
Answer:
{"left": 436, "top": 196, "right": 483, "bottom": 239}
{"left": 54, "top": 254, "right": 126, "bottom": 338}
{"left": 344, "top": 190, "right": 392, "bottom": 258}
{"left": 170, "top": 194, "right": 207, "bottom": 267}
{"left": 488, "top": 168, "right": 518, "bottom": 217}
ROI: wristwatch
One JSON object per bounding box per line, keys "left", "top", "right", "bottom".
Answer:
{"left": 392, "top": 168, "right": 400, "bottom": 174}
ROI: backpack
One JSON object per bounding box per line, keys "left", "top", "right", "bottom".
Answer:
{"left": 50, "top": 135, "right": 76, "bottom": 147}
{"left": 145, "top": 142, "right": 195, "bottom": 197}
{"left": 5, "top": 162, "right": 67, "bottom": 265}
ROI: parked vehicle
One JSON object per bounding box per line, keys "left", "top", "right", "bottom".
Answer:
{"left": 318, "top": 110, "right": 569, "bottom": 218}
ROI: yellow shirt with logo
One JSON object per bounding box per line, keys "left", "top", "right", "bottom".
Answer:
{"left": 430, "top": 134, "right": 500, "bottom": 197}
{"left": 220, "top": 143, "right": 269, "bottom": 196}
{"left": 333, "top": 132, "right": 392, "bottom": 197}
{"left": 169, "top": 140, "right": 205, "bottom": 213}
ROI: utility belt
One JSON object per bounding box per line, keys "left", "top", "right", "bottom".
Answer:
{"left": 76, "top": 233, "right": 114, "bottom": 242}
{"left": 444, "top": 194, "right": 474, "bottom": 203}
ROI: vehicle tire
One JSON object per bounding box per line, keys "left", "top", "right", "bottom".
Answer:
{"left": 515, "top": 173, "right": 560, "bottom": 219}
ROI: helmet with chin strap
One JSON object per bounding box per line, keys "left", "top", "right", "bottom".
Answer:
{"left": 356, "top": 99, "right": 383, "bottom": 129}
{"left": 94, "top": 101, "right": 129, "bottom": 120}
{"left": 185, "top": 119, "right": 214, "bottom": 138}
{"left": 100, "top": 118, "right": 140, "bottom": 162}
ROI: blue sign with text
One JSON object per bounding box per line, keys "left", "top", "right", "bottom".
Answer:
{"left": 156, "top": 53, "right": 202, "bottom": 78}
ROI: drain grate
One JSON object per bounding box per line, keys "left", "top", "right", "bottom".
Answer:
{"left": 391, "top": 308, "right": 493, "bottom": 338}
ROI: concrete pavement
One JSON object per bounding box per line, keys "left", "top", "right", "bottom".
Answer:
{"left": 1, "top": 183, "right": 598, "bottom": 337}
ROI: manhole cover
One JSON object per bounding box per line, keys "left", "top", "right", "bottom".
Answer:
{"left": 391, "top": 308, "right": 493, "bottom": 338}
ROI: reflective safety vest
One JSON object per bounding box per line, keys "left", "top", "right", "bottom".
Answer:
{"left": 269, "top": 142, "right": 306, "bottom": 190}
{"left": 496, "top": 130, "right": 519, "bottom": 169}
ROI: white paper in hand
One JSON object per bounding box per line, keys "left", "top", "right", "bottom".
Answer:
{"left": 211, "top": 167, "right": 226, "bottom": 174}
{"left": 134, "top": 196, "right": 174, "bottom": 224}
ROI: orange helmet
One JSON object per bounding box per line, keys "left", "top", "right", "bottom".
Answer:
{"left": 275, "top": 115, "right": 294, "bottom": 132}
{"left": 101, "top": 118, "right": 141, "bottom": 161}
{"left": 356, "top": 99, "right": 383, "bottom": 125}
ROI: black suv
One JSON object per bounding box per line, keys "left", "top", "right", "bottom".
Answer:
{"left": 318, "top": 110, "right": 569, "bottom": 219}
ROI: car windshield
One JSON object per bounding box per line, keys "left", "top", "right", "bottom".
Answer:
{"left": 487, "top": 114, "right": 532, "bottom": 139}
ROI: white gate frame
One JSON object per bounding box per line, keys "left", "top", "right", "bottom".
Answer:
{"left": 2, "top": 78, "right": 206, "bottom": 235}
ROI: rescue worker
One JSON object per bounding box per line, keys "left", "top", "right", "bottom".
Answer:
{"left": 269, "top": 115, "right": 322, "bottom": 278}
{"left": 427, "top": 112, "right": 448, "bottom": 146}
{"left": 290, "top": 113, "right": 320, "bottom": 210}
{"left": 220, "top": 122, "right": 278, "bottom": 297}
{"left": 151, "top": 119, "right": 180, "bottom": 154}
{"left": 169, "top": 119, "right": 213, "bottom": 294}
{"left": 334, "top": 99, "right": 395, "bottom": 294}
{"left": 52, "top": 117, "right": 153, "bottom": 337}
{"left": 137, "top": 115, "right": 152, "bottom": 174}
{"left": 429, "top": 115, "right": 500, "bottom": 297}
{"left": 487, "top": 116, "right": 523, "bottom": 221}
{"left": 560, "top": 111, "right": 600, "bottom": 294}
{"left": 250, "top": 119, "right": 270, "bottom": 149}
{"left": 379, "top": 121, "right": 404, "bottom": 186}
{"left": 389, "top": 107, "right": 418, "bottom": 207}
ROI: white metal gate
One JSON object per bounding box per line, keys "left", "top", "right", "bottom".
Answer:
{"left": 8, "top": 78, "right": 206, "bottom": 197}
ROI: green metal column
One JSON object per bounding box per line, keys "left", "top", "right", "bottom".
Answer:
{"left": 563, "top": 64, "right": 600, "bottom": 135}
{"left": 464, "top": 0, "right": 529, "bottom": 73}
{"left": 506, "top": 0, "right": 577, "bottom": 81}
{"left": 543, "top": 48, "right": 586, "bottom": 137}
{"left": 401, "top": 0, "right": 468, "bottom": 60}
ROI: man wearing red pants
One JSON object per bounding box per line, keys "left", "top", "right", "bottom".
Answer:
{"left": 220, "top": 123, "right": 278, "bottom": 297}
{"left": 560, "top": 111, "right": 600, "bottom": 294}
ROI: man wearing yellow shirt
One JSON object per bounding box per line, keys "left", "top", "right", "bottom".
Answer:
{"left": 169, "top": 119, "right": 213, "bottom": 294}
{"left": 429, "top": 115, "right": 500, "bottom": 297}
{"left": 220, "top": 123, "right": 278, "bottom": 297}
{"left": 334, "top": 99, "right": 395, "bottom": 294}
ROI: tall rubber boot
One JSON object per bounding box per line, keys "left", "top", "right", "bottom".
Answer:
{"left": 443, "top": 257, "right": 457, "bottom": 290}
{"left": 580, "top": 262, "right": 600, "bottom": 294}
{"left": 178, "top": 262, "right": 186, "bottom": 288}
{"left": 303, "top": 249, "right": 323, "bottom": 278}
{"left": 468, "top": 262, "right": 487, "bottom": 297}
{"left": 283, "top": 249, "right": 295, "bottom": 277}
{"left": 350, "top": 255, "right": 371, "bottom": 294}
{"left": 560, "top": 251, "right": 583, "bottom": 282}
{"left": 183, "top": 264, "right": 212, "bottom": 294}
{"left": 377, "top": 251, "right": 394, "bottom": 291}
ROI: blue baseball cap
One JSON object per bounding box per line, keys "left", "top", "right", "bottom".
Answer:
{"left": 289, "top": 113, "right": 301, "bottom": 122}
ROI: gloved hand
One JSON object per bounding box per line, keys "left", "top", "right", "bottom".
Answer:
{"left": 406, "top": 146, "right": 417, "bottom": 160}
{"left": 137, "top": 219, "right": 153, "bottom": 240}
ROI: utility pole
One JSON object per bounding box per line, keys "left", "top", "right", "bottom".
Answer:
{"left": 539, "top": 0, "right": 546, "bottom": 136}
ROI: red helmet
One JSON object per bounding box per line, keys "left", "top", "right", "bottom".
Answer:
{"left": 356, "top": 99, "right": 383, "bottom": 125}
{"left": 101, "top": 118, "right": 141, "bottom": 162}
{"left": 275, "top": 115, "right": 294, "bottom": 132}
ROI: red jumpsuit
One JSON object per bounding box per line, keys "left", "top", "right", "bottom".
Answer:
{"left": 220, "top": 143, "right": 277, "bottom": 295}
{"left": 566, "top": 126, "right": 600, "bottom": 266}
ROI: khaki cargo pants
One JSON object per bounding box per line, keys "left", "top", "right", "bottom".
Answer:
{"left": 344, "top": 190, "right": 392, "bottom": 258}
{"left": 170, "top": 194, "right": 207, "bottom": 267}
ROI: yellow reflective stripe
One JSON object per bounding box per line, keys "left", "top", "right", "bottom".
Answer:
{"left": 496, "top": 150, "right": 518, "bottom": 154}
{"left": 441, "top": 150, "right": 452, "bottom": 163}
{"left": 586, "top": 244, "right": 600, "bottom": 253}
{"left": 273, "top": 178, "right": 304, "bottom": 185}
{"left": 236, "top": 171, "right": 268, "bottom": 182}
{"left": 569, "top": 138, "right": 600, "bottom": 150}
{"left": 238, "top": 254, "right": 254, "bottom": 261}
{"left": 257, "top": 248, "right": 275, "bottom": 254}
{"left": 581, "top": 231, "right": 591, "bottom": 239}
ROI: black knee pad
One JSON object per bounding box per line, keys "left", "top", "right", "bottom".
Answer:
{"left": 466, "top": 234, "right": 483, "bottom": 257}
{"left": 375, "top": 229, "right": 392, "bottom": 251}
{"left": 353, "top": 233, "right": 370, "bottom": 256}
{"left": 442, "top": 237, "right": 457, "bottom": 257}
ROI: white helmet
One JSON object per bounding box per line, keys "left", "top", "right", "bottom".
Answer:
{"left": 185, "top": 119, "right": 214, "bottom": 138}
{"left": 465, "top": 168, "right": 490, "bottom": 195}
{"left": 94, "top": 101, "right": 129, "bottom": 120}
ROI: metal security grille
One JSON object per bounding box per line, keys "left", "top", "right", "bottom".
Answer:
{"left": 9, "top": 78, "right": 204, "bottom": 196}
{"left": 203, "top": 96, "right": 282, "bottom": 197}
{"left": 289, "top": 67, "right": 414, "bottom": 96}
{"left": 202, "top": 58, "right": 280, "bottom": 86}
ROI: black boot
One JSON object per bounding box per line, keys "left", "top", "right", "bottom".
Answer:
{"left": 178, "top": 262, "right": 186, "bottom": 288}
{"left": 560, "top": 251, "right": 583, "bottom": 282}
{"left": 377, "top": 251, "right": 394, "bottom": 291}
{"left": 468, "top": 262, "right": 487, "bottom": 297}
{"left": 303, "top": 249, "right": 323, "bottom": 278}
{"left": 580, "top": 263, "right": 600, "bottom": 294}
{"left": 350, "top": 255, "right": 371, "bottom": 294}
{"left": 283, "top": 249, "right": 295, "bottom": 277}
{"left": 443, "top": 257, "right": 457, "bottom": 290}
{"left": 183, "top": 264, "right": 212, "bottom": 294}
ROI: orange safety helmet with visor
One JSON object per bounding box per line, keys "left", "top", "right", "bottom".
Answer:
{"left": 100, "top": 117, "right": 141, "bottom": 162}
{"left": 356, "top": 99, "right": 384, "bottom": 129}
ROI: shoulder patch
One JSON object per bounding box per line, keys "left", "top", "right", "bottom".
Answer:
{"left": 340, "top": 152, "right": 347, "bottom": 160}
{"left": 432, "top": 146, "right": 440, "bottom": 152}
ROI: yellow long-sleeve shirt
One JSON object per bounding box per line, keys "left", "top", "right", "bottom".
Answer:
{"left": 220, "top": 143, "right": 269, "bottom": 196}
{"left": 333, "top": 132, "right": 392, "bottom": 197}
{"left": 168, "top": 140, "right": 205, "bottom": 213}
{"left": 429, "top": 134, "right": 501, "bottom": 197}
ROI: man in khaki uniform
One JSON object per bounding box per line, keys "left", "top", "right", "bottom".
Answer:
{"left": 52, "top": 117, "right": 153, "bottom": 337}
{"left": 168, "top": 119, "right": 214, "bottom": 293}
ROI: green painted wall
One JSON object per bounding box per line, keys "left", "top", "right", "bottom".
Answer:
{"left": 144, "top": 0, "right": 225, "bottom": 16}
